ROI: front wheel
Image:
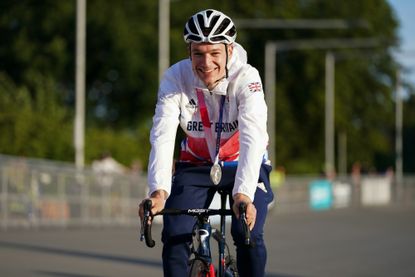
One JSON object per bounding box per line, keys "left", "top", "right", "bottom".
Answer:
{"left": 224, "top": 255, "right": 238, "bottom": 276}
{"left": 189, "top": 259, "right": 215, "bottom": 277}
{"left": 224, "top": 268, "right": 238, "bottom": 277}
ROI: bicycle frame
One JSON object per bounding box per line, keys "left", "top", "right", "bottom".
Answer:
{"left": 141, "top": 190, "right": 248, "bottom": 277}
{"left": 217, "top": 191, "right": 231, "bottom": 276}
{"left": 191, "top": 191, "right": 233, "bottom": 277}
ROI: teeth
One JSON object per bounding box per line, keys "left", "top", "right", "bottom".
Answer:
{"left": 199, "top": 68, "right": 215, "bottom": 73}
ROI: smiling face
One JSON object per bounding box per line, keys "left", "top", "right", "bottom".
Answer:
{"left": 190, "top": 43, "right": 233, "bottom": 90}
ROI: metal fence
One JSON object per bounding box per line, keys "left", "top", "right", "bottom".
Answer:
{"left": 0, "top": 154, "right": 147, "bottom": 230}
{"left": 1, "top": 154, "right": 414, "bottom": 230}
{"left": 271, "top": 173, "right": 415, "bottom": 213}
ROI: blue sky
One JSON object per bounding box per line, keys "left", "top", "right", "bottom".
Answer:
{"left": 388, "top": 0, "right": 415, "bottom": 84}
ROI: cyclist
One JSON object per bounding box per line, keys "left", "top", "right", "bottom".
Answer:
{"left": 139, "top": 9, "right": 274, "bottom": 277}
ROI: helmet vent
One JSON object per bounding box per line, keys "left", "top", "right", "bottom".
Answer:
{"left": 188, "top": 18, "right": 198, "bottom": 35}
{"left": 184, "top": 9, "right": 237, "bottom": 44}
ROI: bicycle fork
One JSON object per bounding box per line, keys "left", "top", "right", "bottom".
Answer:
{"left": 192, "top": 219, "right": 235, "bottom": 277}
{"left": 189, "top": 192, "right": 238, "bottom": 277}
{"left": 191, "top": 216, "right": 215, "bottom": 276}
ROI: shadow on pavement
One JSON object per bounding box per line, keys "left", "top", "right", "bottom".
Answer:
{"left": 0, "top": 241, "right": 162, "bottom": 269}
{"left": 35, "top": 271, "right": 102, "bottom": 277}
{"left": 1, "top": 241, "right": 304, "bottom": 277}
{"left": 266, "top": 273, "right": 303, "bottom": 277}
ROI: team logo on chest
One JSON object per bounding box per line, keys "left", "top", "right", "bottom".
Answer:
{"left": 185, "top": 98, "right": 198, "bottom": 110}
{"left": 186, "top": 120, "right": 238, "bottom": 132}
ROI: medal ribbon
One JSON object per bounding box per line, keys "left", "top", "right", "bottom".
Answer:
{"left": 195, "top": 88, "right": 226, "bottom": 163}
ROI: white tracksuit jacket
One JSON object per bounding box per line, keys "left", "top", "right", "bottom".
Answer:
{"left": 148, "top": 43, "right": 269, "bottom": 201}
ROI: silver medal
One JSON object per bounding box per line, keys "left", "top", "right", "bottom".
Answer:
{"left": 210, "top": 163, "right": 222, "bottom": 185}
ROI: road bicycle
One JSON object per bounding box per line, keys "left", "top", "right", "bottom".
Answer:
{"left": 140, "top": 190, "right": 251, "bottom": 277}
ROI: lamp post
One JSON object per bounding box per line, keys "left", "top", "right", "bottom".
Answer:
{"left": 75, "top": 0, "right": 86, "bottom": 169}
{"left": 325, "top": 51, "right": 335, "bottom": 178}
{"left": 395, "top": 70, "right": 403, "bottom": 188}
{"left": 235, "top": 18, "right": 369, "bottom": 29}
{"left": 393, "top": 49, "right": 415, "bottom": 198}
{"left": 159, "top": 0, "right": 170, "bottom": 83}
{"left": 264, "top": 38, "right": 378, "bottom": 170}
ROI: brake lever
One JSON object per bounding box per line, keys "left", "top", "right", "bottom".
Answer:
{"left": 239, "top": 202, "right": 251, "bottom": 246}
{"left": 140, "top": 199, "right": 153, "bottom": 243}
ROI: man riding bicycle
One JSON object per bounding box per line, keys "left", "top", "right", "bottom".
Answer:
{"left": 139, "top": 9, "right": 274, "bottom": 277}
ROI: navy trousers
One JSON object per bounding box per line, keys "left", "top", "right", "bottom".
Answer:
{"left": 161, "top": 162, "right": 274, "bottom": 277}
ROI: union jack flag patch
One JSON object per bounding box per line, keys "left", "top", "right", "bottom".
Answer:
{"left": 248, "top": 82, "right": 262, "bottom": 92}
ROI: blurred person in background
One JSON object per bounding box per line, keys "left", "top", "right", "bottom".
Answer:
{"left": 92, "top": 152, "right": 126, "bottom": 187}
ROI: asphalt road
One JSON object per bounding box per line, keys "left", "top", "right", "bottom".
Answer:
{"left": 1, "top": 206, "right": 414, "bottom": 277}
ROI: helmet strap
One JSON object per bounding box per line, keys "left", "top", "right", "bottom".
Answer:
{"left": 188, "top": 43, "right": 192, "bottom": 61}
{"left": 225, "top": 44, "right": 229, "bottom": 78}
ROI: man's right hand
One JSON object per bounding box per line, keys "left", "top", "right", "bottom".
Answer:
{"left": 138, "top": 189, "right": 168, "bottom": 224}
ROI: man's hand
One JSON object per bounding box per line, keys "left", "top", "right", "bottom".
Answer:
{"left": 138, "top": 189, "right": 168, "bottom": 224}
{"left": 232, "top": 193, "right": 256, "bottom": 231}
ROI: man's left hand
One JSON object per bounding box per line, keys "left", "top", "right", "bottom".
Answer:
{"left": 233, "top": 193, "right": 256, "bottom": 231}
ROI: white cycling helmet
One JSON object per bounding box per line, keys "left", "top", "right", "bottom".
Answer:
{"left": 184, "top": 9, "right": 237, "bottom": 44}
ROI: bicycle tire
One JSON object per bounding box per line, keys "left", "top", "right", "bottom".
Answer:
{"left": 189, "top": 259, "right": 214, "bottom": 277}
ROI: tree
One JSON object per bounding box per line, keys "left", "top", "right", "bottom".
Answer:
{"left": 0, "top": 73, "right": 73, "bottom": 160}
{"left": 0, "top": 0, "right": 412, "bottom": 174}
